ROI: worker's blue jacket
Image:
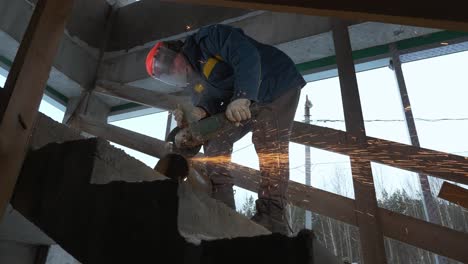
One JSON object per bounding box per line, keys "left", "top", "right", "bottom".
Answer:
{"left": 181, "top": 24, "right": 306, "bottom": 115}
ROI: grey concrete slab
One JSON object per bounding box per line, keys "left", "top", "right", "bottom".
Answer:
{"left": 0, "top": 240, "right": 38, "bottom": 264}
{"left": 178, "top": 180, "right": 271, "bottom": 243}
{"left": 107, "top": 1, "right": 251, "bottom": 51}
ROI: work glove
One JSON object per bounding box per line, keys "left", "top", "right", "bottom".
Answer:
{"left": 173, "top": 106, "right": 207, "bottom": 128}
{"left": 225, "top": 98, "right": 251, "bottom": 125}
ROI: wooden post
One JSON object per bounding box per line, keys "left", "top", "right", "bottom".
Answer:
{"left": 332, "top": 20, "right": 386, "bottom": 263}
{"left": 0, "top": 0, "right": 74, "bottom": 218}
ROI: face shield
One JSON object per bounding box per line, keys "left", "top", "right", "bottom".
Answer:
{"left": 146, "top": 43, "right": 189, "bottom": 88}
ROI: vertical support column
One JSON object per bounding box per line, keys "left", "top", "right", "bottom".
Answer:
{"left": 389, "top": 43, "right": 446, "bottom": 264}
{"left": 64, "top": 93, "right": 110, "bottom": 126}
{"left": 332, "top": 20, "right": 387, "bottom": 264}
{"left": 0, "top": 0, "right": 74, "bottom": 219}
{"left": 304, "top": 95, "right": 313, "bottom": 230}
{"left": 65, "top": 5, "right": 116, "bottom": 127}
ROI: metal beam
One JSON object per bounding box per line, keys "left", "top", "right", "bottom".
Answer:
{"left": 438, "top": 182, "right": 468, "bottom": 209}
{"left": 0, "top": 0, "right": 74, "bottom": 218}
{"left": 332, "top": 20, "right": 386, "bottom": 264}
{"left": 290, "top": 122, "right": 468, "bottom": 185}
{"left": 162, "top": 0, "right": 468, "bottom": 32}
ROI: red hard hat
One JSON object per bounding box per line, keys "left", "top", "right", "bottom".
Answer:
{"left": 146, "top": 42, "right": 164, "bottom": 77}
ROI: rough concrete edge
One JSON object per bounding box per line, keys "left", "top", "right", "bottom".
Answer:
{"left": 177, "top": 182, "right": 271, "bottom": 244}
{"left": 91, "top": 137, "right": 168, "bottom": 184}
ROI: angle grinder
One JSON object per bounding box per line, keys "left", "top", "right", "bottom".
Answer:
{"left": 166, "top": 105, "right": 259, "bottom": 158}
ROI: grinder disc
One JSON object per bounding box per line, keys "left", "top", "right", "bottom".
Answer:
{"left": 166, "top": 126, "right": 202, "bottom": 157}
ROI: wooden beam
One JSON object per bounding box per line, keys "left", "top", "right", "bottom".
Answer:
{"left": 94, "top": 80, "right": 191, "bottom": 111}
{"left": 73, "top": 115, "right": 170, "bottom": 159}
{"left": 332, "top": 20, "right": 385, "bottom": 264}
{"left": 380, "top": 209, "right": 468, "bottom": 263}
{"left": 224, "top": 161, "right": 358, "bottom": 225}
{"left": 162, "top": 0, "right": 468, "bottom": 32}
{"left": 438, "top": 182, "right": 468, "bottom": 209}
{"left": 291, "top": 122, "right": 468, "bottom": 185}
{"left": 72, "top": 117, "right": 468, "bottom": 262}
{"left": 0, "top": 0, "right": 74, "bottom": 218}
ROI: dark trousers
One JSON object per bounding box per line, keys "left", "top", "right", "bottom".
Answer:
{"left": 204, "top": 87, "right": 301, "bottom": 209}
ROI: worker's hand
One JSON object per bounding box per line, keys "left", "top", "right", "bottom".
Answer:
{"left": 173, "top": 108, "right": 186, "bottom": 128}
{"left": 225, "top": 98, "right": 251, "bottom": 125}
{"left": 173, "top": 106, "right": 207, "bottom": 128}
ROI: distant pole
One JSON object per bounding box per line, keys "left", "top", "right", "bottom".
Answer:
{"left": 304, "top": 95, "right": 313, "bottom": 230}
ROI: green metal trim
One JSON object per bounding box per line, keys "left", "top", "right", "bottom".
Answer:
{"left": 296, "top": 56, "right": 336, "bottom": 72}
{"left": 297, "top": 30, "right": 468, "bottom": 73}
{"left": 0, "top": 55, "right": 12, "bottom": 67}
{"left": 45, "top": 85, "right": 68, "bottom": 104}
{"left": 0, "top": 55, "right": 69, "bottom": 105}
{"left": 396, "top": 31, "right": 468, "bottom": 50}
{"left": 110, "top": 102, "right": 142, "bottom": 113}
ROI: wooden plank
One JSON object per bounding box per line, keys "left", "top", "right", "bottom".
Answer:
{"left": 438, "top": 182, "right": 468, "bottom": 209}
{"left": 380, "top": 209, "right": 468, "bottom": 263}
{"left": 0, "top": 0, "right": 74, "bottom": 218}
{"left": 223, "top": 161, "right": 358, "bottom": 225}
{"left": 290, "top": 122, "right": 468, "bottom": 185}
{"left": 94, "top": 80, "right": 191, "bottom": 111}
{"left": 162, "top": 0, "right": 468, "bottom": 32}
{"left": 332, "top": 20, "right": 386, "bottom": 264}
{"left": 73, "top": 115, "right": 170, "bottom": 159}
{"left": 70, "top": 117, "right": 468, "bottom": 261}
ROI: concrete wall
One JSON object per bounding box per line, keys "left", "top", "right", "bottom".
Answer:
{"left": 107, "top": 1, "right": 250, "bottom": 51}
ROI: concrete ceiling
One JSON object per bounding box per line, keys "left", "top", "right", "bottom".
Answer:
{"left": 0, "top": 0, "right": 448, "bottom": 112}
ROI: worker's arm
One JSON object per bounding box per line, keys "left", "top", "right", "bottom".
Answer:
{"left": 195, "top": 24, "right": 261, "bottom": 103}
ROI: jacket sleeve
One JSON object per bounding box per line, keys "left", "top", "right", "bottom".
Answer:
{"left": 195, "top": 24, "right": 261, "bottom": 102}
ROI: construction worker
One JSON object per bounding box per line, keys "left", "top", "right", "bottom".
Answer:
{"left": 146, "top": 24, "right": 305, "bottom": 234}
